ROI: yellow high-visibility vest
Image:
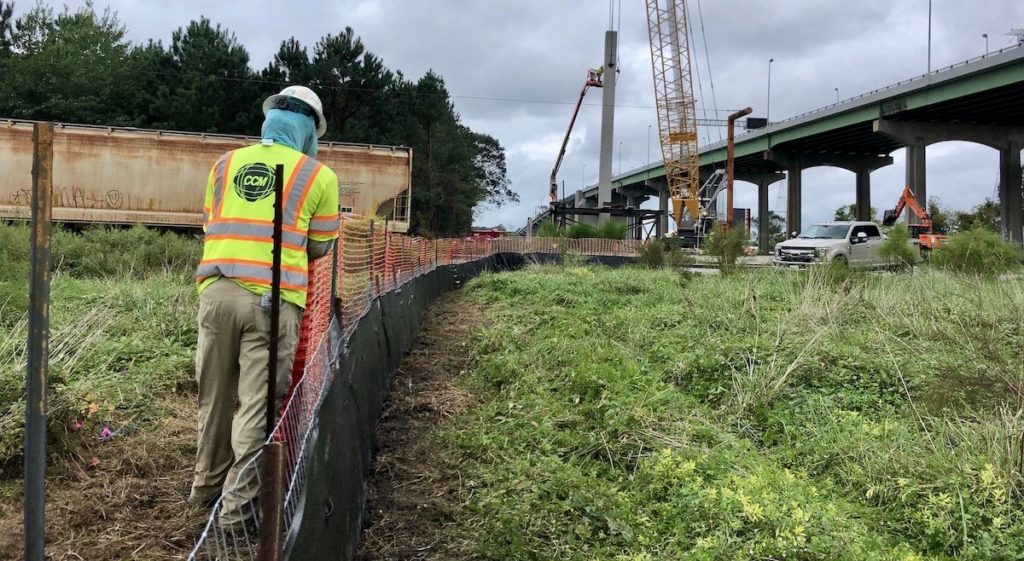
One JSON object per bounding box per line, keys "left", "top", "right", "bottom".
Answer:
{"left": 196, "top": 143, "right": 340, "bottom": 308}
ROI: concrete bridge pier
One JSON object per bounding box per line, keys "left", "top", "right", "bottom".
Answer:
{"left": 766, "top": 150, "right": 892, "bottom": 238}
{"left": 997, "top": 140, "right": 1022, "bottom": 244}
{"left": 874, "top": 119, "right": 1024, "bottom": 243}
{"left": 737, "top": 171, "right": 785, "bottom": 254}
{"left": 641, "top": 177, "right": 669, "bottom": 238}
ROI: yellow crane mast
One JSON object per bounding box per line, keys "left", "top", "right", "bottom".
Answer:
{"left": 646, "top": 0, "right": 700, "bottom": 229}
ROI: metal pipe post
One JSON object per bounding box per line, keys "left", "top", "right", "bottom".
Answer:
{"left": 257, "top": 441, "right": 286, "bottom": 561}
{"left": 24, "top": 121, "right": 53, "bottom": 561}
{"left": 266, "top": 164, "right": 285, "bottom": 439}
{"left": 726, "top": 107, "right": 753, "bottom": 228}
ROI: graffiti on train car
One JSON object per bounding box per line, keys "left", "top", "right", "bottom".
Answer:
{"left": 7, "top": 185, "right": 126, "bottom": 209}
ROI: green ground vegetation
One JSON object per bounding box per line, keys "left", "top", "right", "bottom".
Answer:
{"left": 448, "top": 265, "right": 1024, "bottom": 560}
{"left": 879, "top": 223, "right": 916, "bottom": 270}
{"left": 931, "top": 228, "right": 1022, "bottom": 277}
{"left": 537, "top": 219, "right": 628, "bottom": 240}
{"left": 0, "top": 224, "right": 199, "bottom": 472}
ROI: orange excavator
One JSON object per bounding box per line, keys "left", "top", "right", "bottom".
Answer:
{"left": 882, "top": 186, "right": 948, "bottom": 251}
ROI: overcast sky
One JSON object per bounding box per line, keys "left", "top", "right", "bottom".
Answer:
{"left": 14, "top": 0, "right": 1024, "bottom": 230}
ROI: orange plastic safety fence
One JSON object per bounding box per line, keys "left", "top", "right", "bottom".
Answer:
{"left": 190, "top": 214, "right": 643, "bottom": 561}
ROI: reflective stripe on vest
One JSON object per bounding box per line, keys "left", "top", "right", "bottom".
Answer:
{"left": 205, "top": 221, "right": 307, "bottom": 248}
{"left": 281, "top": 156, "right": 323, "bottom": 227}
{"left": 196, "top": 259, "right": 308, "bottom": 289}
{"left": 211, "top": 153, "right": 233, "bottom": 220}
{"left": 308, "top": 214, "right": 340, "bottom": 234}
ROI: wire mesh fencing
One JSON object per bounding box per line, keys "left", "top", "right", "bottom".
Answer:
{"left": 187, "top": 218, "right": 641, "bottom": 560}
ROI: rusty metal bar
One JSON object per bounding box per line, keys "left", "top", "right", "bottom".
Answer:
{"left": 257, "top": 441, "right": 286, "bottom": 561}
{"left": 24, "top": 122, "right": 53, "bottom": 561}
{"left": 726, "top": 107, "right": 753, "bottom": 228}
{"left": 267, "top": 164, "right": 285, "bottom": 440}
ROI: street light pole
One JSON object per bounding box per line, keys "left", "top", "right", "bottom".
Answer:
{"left": 618, "top": 141, "right": 623, "bottom": 175}
{"left": 767, "top": 58, "right": 774, "bottom": 123}
{"left": 834, "top": 87, "right": 839, "bottom": 104}
{"left": 927, "top": 0, "right": 932, "bottom": 72}
{"left": 983, "top": 33, "right": 989, "bottom": 55}
{"left": 646, "top": 125, "right": 651, "bottom": 166}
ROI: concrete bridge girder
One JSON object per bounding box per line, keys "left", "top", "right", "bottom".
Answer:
{"left": 736, "top": 171, "right": 786, "bottom": 255}
{"left": 873, "top": 119, "right": 1024, "bottom": 243}
{"left": 764, "top": 150, "right": 894, "bottom": 237}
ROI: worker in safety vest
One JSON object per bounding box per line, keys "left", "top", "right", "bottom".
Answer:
{"left": 188, "top": 85, "right": 340, "bottom": 528}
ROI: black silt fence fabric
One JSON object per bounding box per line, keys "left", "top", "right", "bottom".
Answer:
{"left": 284, "top": 253, "right": 630, "bottom": 560}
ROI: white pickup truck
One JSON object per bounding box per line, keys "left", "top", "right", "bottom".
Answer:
{"left": 773, "top": 221, "right": 889, "bottom": 268}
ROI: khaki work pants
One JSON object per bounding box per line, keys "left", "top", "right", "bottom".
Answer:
{"left": 189, "top": 278, "right": 301, "bottom": 527}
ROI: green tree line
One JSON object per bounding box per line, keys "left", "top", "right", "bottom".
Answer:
{"left": 0, "top": 1, "right": 517, "bottom": 236}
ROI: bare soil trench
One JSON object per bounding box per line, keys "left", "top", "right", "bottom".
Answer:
{"left": 356, "top": 291, "right": 486, "bottom": 561}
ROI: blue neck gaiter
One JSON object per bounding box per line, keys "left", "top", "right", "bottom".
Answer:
{"left": 261, "top": 108, "right": 318, "bottom": 157}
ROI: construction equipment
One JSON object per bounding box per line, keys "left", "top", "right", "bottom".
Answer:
{"left": 881, "top": 185, "right": 948, "bottom": 251}
{"left": 550, "top": 69, "right": 603, "bottom": 203}
{"left": 645, "top": 0, "right": 700, "bottom": 230}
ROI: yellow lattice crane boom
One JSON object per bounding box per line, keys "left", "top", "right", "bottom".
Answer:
{"left": 646, "top": 0, "right": 700, "bottom": 229}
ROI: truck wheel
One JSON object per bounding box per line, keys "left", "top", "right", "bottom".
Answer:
{"left": 832, "top": 255, "right": 848, "bottom": 267}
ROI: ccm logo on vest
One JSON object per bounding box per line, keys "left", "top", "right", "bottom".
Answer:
{"left": 233, "top": 163, "right": 277, "bottom": 202}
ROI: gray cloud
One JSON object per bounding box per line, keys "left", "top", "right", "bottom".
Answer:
{"left": 13, "top": 0, "right": 1023, "bottom": 230}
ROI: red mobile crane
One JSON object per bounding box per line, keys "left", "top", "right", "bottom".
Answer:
{"left": 549, "top": 69, "right": 604, "bottom": 203}
{"left": 882, "top": 186, "right": 948, "bottom": 251}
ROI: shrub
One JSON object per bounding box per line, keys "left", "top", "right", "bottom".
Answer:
{"left": 595, "top": 220, "right": 627, "bottom": 240}
{"left": 879, "top": 223, "right": 916, "bottom": 271}
{"left": 636, "top": 239, "right": 664, "bottom": 268}
{"left": 536, "top": 219, "right": 560, "bottom": 238}
{"left": 704, "top": 225, "right": 746, "bottom": 274}
{"left": 931, "top": 228, "right": 1021, "bottom": 277}
{"left": 666, "top": 244, "right": 695, "bottom": 269}
{"left": 0, "top": 223, "right": 202, "bottom": 279}
{"left": 536, "top": 219, "right": 628, "bottom": 240}
{"left": 0, "top": 223, "right": 30, "bottom": 282}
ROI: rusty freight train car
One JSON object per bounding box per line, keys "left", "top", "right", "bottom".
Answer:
{"left": 0, "top": 119, "right": 412, "bottom": 231}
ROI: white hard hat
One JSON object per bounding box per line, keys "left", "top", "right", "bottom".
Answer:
{"left": 262, "top": 85, "right": 327, "bottom": 138}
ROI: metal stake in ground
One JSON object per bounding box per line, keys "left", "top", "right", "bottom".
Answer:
{"left": 25, "top": 121, "right": 53, "bottom": 561}
{"left": 267, "top": 164, "right": 285, "bottom": 439}
{"left": 726, "top": 107, "right": 753, "bottom": 228}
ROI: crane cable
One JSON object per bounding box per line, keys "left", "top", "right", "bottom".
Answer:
{"left": 687, "top": 1, "right": 711, "bottom": 146}
{"left": 695, "top": 0, "right": 723, "bottom": 143}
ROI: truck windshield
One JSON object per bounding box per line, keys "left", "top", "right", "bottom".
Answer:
{"left": 798, "top": 224, "right": 850, "bottom": 239}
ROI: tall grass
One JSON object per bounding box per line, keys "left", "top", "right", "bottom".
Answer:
{"left": 0, "top": 223, "right": 199, "bottom": 472}
{"left": 0, "top": 275, "right": 197, "bottom": 473}
{"left": 532, "top": 218, "right": 628, "bottom": 240}
{"left": 0, "top": 223, "right": 201, "bottom": 281}
{"left": 450, "top": 265, "right": 1024, "bottom": 559}
{"left": 931, "top": 227, "right": 1022, "bottom": 276}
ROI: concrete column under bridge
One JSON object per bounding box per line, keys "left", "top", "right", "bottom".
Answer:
{"left": 765, "top": 150, "right": 893, "bottom": 238}
{"left": 874, "top": 119, "right": 1024, "bottom": 244}
{"left": 736, "top": 171, "right": 786, "bottom": 254}
{"left": 998, "top": 140, "right": 1022, "bottom": 244}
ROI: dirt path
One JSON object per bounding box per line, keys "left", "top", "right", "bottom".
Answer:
{"left": 0, "top": 397, "right": 206, "bottom": 561}
{"left": 356, "top": 291, "right": 486, "bottom": 561}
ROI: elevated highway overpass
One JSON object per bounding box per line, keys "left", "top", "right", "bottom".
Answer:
{"left": 524, "top": 44, "right": 1024, "bottom": 252}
